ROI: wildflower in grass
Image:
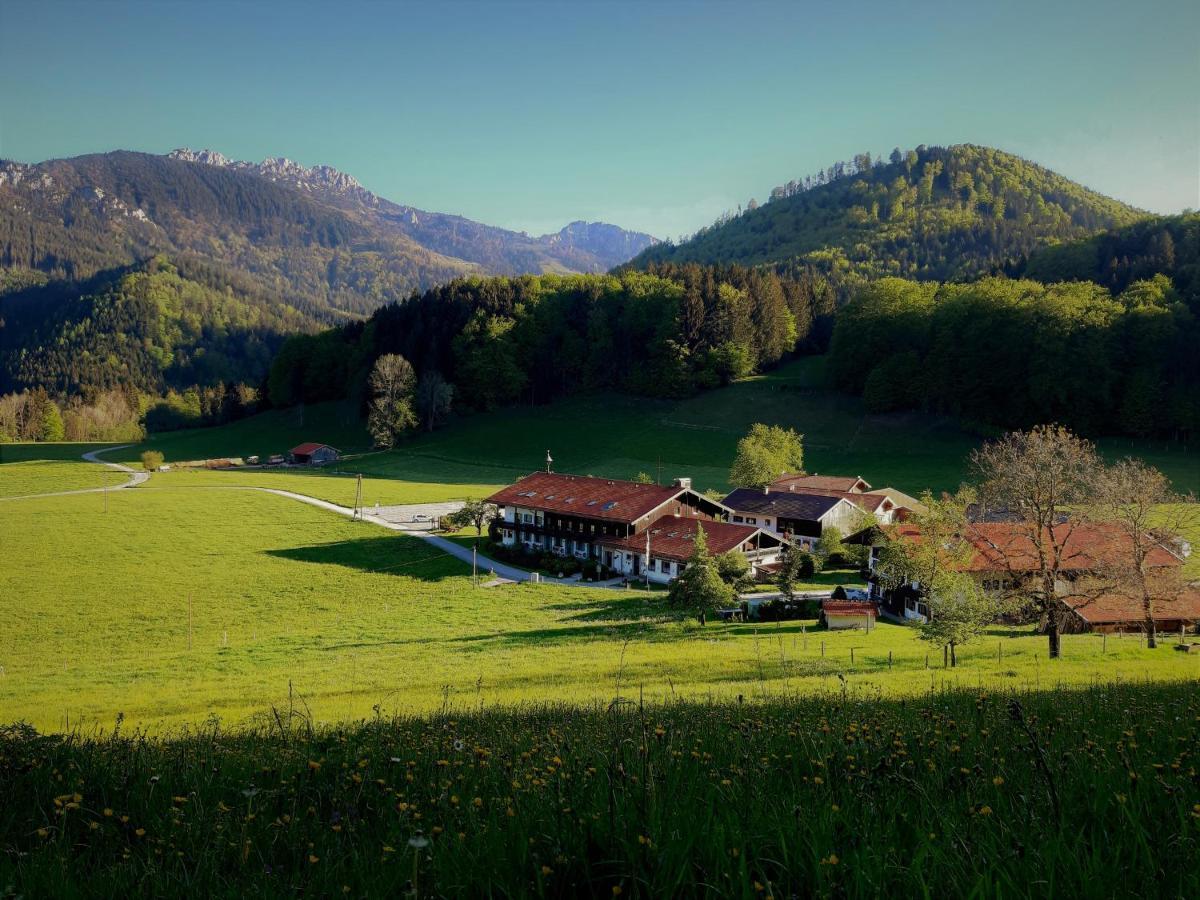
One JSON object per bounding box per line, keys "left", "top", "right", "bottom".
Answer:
{"left": 612, "top": 887, "right": 623, "bottom": 897}
{"left": 993, "top": 776, "right": 1004, "bottom": 786}
{"left": 309, "top": 854, "right": 319, "bottom": 864}
{"left": 135, "top": 828, "right": 146, "bottom": 837}
{"left": 473, "top": 796, "right": 483, "bottom": 808}
{"left": 821, "top": 853, "right": 839, "bottom": 866}
{"left": 978, "top": 805, "right": 993, "bottom": 816}
{"left": 308, "top": 761, "right": 321, "bottom": 771}
{"left": 542, "top": 865, "right": 553, "bottom": 876}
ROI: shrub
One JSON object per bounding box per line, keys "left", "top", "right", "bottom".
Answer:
{"left": 140, "top": 450, "right": 165, "bottom": 471}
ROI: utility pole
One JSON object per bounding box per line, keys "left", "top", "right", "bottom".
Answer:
{"left": 472, "top": 543, "right": 478, "bottom": 587}
{"left": 352, "top": 473, "right": 364, "bottom": 521}
{"left": 104, "top": 470, "right": 109, "bottom": 513}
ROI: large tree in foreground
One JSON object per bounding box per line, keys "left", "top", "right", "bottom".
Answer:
{"left": 1094, "top": 459, "right": 1196, "bottom": 648}
{"left": 971, "top": 425, "right": 1103, "bottom": 659}
{"left": 367, "top": 354, "right": 417, "bottom": 449}
{"left": 728, "top": 423, "right": 805, "bottom": 488}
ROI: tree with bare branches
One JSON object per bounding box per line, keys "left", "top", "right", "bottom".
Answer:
{"left": 971, "top": 425, "right": 1104, "bottom": 658}
{"left": 1094, "top": 459, "right": 1197, "bottom": 648}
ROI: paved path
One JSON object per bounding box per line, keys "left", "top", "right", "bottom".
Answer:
{"left": 0, "top": 444, "right": 149, "bottom": 501}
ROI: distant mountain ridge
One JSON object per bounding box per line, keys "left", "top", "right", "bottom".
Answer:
{"left": 165, "top": 147, "right": 657, "bottom": 275}
{"left": 629, "top": 144, "right": 1148, "bottom": 283}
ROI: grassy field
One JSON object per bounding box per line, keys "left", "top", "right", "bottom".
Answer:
{"left": 3, "top": 485, "right": 1198, "bottom": 735}
{"left": 2, "top": 684, "right": 1197, "bottom": 897}
{"left": 105, "top": 358, "right": 1198, "bottom": 496}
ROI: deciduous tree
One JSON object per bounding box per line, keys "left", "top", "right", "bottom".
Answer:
{"left": 971, "top": 425, "right": 1103, "bottom": 658}
{"left": 366, "top": 354, "right": 417, "bottom": 449}
{"left": 729, "top": 424, "right": 805, "bottom": 488}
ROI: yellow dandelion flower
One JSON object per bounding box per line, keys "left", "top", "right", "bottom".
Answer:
{"left": 135, "top": 828, "right": 146, "bottom": 837}
{"left": 993, "top": 776, "right": 1004, "bottom": 786}
{"left": 103, "top": 808, "right": 113, "bottom": 817}
{"left": 542, "top": 865, "right": 553, "bottom": 876}
{"left": 309, "top": 854, "right": 319, "bottom": 864}
{"left": 978, "top": 805, "right": 993, "bottom": 816}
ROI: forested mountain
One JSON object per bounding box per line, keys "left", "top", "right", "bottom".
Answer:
{"left": 0, "top": 149, "right": 657, "bottom": 321}
{"left": 629, "top": 145, "right": 1147, "bottom": 283}
{"left": 0, "top": 255, "right": 313, "bottom": 397}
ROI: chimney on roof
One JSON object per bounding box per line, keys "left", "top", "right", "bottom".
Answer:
{"left": 545, "top": 450, "right": 553, "bottom": 473}
{"left": 763, "top": 485, "right": 770, "bottom": 495}
{"left": 673, "top": 477, "right": 691, "bottom": 490}
{"left": 789, "top": 484, "right": 795, "bottom": 491}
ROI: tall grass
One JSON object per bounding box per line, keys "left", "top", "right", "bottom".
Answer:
{"left": 2, "top": 682, "right": 1197, "bottom": 897}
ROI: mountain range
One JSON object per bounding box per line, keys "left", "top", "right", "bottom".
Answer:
{"left": 1, "top": 142, "right": 1176, "bottom": 417}
{"left": 0, "top": 148, "right": 658, "bottom": 317}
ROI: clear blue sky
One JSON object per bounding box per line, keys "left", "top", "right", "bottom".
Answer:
{"left": 1, "top": 0, "right": 1197, "bottom": 238}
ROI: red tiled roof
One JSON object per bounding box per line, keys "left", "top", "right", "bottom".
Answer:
{"left": 890, "top": 521, "right": 1184, "bottom": 573}
{"left": 595, "top": 516, "right": 774, "bottom": 562}
{"left": 487, "top": 472, "right": 695, "bottom": 524}
{"left": 291, "top": 443, "right": 334, "bottom": 455}
{"left": 771, "top": 474, "right": 871, "bottom": 493}
{"left": 1062, "top": 589, "right": 1200, "bottom": 625}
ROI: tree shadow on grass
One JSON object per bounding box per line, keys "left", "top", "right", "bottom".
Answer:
{"left": 448, "top": 619, "right": 685, "bottom": 651}
{"left": 264, "top": 535, "right": 466, "bottom": 583}
{"left": 543, "top": 596, "right": 685, "bottom": 625}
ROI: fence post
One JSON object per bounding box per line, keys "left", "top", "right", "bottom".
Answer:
{"left": 821, "top": 641, "right": 825, "bottom": 658}
{"left": 850, "top": 647, "right": 855, "bottom": 664}
{"left": 888, "top": 650, "right": 893, "bottom": 669}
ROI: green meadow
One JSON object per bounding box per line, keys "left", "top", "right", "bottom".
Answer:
{"left": 2, "top": 484, "right": 1198, "bottom": 734}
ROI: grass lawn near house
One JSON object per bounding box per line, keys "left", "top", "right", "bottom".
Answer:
{"left": 2, "top": 485, "right": 1197, "bottom": 735}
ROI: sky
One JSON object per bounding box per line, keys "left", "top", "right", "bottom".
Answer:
{"left": 1, "top": 0, "right": 1197, "bottom": 239}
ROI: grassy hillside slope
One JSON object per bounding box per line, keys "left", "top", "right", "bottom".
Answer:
{"left": 3, "top": 684, "right": 1196, "bottom": 897}
{"left": 113, "top": 357, "right": 1198, "bottom": 495}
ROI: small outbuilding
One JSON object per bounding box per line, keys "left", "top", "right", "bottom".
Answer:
{"left": 290, "top": 443, "right": 340, "bottom": 466}
{"left": 820, "top": 599, "right": 879, "bottom": 630}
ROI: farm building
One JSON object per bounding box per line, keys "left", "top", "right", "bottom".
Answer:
{"left": 722, "top": 487, "right": 872, "bottom": 548}
{"left": 290, "top": 443, "right": 340, "bottom": 465}
{"left": 722, "top": 473, "right": 912, "bottom": 548}
{"left": 596, "top": 516, "right": 784, "bottom": 584}
{"left": 487, "top": 472, "right": 732, "bottom": 574}
{"left": 846, "top": 520, "right": 1190, "bottom": 628}
{"left": 820, "top": 600, "right": 879, "bottom": 630}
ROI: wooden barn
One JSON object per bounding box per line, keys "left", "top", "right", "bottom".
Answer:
{"left": 290, "top": 443, "right": 340, "bottom": 466}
